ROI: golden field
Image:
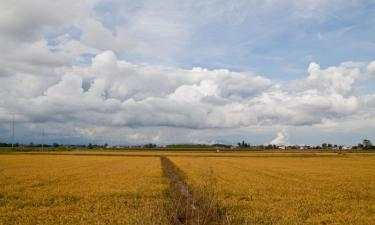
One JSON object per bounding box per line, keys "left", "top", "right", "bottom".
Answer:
{"left": 171, "top": 155, "right": 375, "bottom": 225}
{"left": 0, "top": 155, "right": 169, "bottom": 225}
{"left": 1, "top": 152, "right": 375, "bottom": 225}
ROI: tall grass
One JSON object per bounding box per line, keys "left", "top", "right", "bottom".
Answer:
{"left": 161, "top": 156, "right": 227, "bottom": 225}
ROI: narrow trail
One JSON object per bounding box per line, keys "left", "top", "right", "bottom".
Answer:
{"left": 160, "top": 156, "right": 226, "bottom": 225}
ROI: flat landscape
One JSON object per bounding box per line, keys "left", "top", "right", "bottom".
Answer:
{"left": 0, "top": 155, "right": 169, "bottom": 225}
{"left": 2, "top": 0, "right": 375, "bottom": 224}
{"left": 1, "top": 151, "right": 375, "bottom": 225}
{"left": 171, "top": 156, "right": 375, "bottom": 224}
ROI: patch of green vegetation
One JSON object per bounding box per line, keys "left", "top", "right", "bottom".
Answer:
{"left": 166, "top": 144, "right": 211, "bottom": 148}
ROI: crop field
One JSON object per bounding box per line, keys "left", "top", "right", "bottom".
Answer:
{"left": 171, "top": 156, "right": 375, "bottom": 225}
{"left": 0, "top": 155, "right": 169, "bottom": 225}
{"left": 1, "top": 152, "right": 375, "bottom": 225}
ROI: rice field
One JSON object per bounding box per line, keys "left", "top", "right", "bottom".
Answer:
{"left": 1, "top": 152, "right": 375, "bottom": 225}
{"left": 171, "top": 156, "right": 375, "bottom": 225}
{"left": 0, "top": 155, "right": 169, "bottom": 225}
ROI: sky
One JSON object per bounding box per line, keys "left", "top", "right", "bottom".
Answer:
{"left": 0, "top": 0, "right": 374, "bottom": 146}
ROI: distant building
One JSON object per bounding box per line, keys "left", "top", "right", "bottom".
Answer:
{"left": 278, "top": 145, "right": 286, "bottom": 150}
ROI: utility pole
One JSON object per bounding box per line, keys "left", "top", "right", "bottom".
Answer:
{"left": 11, "top": 114, "right": 14, "bottom": 149}
{"left": 41, "top": 128, "right": 44, "bottom": 151}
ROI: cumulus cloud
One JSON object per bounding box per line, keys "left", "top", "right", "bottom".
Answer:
{"left": 368, "top": 61, "right": 375, "bottom": 75}
{"left": 270, "top": 130, "right": 288, "bottom": 145}
{"left": 0, "top": 0, "right": 374, "bottom": 144}
{"left": 285, "top": 62, "right": 360, "bottom": 96}
{"left": 1, "top": 51, "right": 373, "bottom": 132}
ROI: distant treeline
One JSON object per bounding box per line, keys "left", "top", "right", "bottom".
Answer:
{"left": 165, "top": 144, "right": 230, "bottom": 148}
{"left": 0, "top": 143, "right": 13, "bottom": 147}
{"left": 0, "top": 142, "right": 61, "bottom": 148}
{"left": 0, "top": 139, "right": 374, "bottom": 150}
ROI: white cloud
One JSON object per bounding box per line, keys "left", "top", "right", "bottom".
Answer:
{"left": 287, "top": 62, "right": 360, "bottom": 96}
{"left": 270, "top": 130, "right": 288, "bottom": 145}
{"left": 0, "top": 41, "right": 373, "bottom": 145}
{"left": 0, "top": 0, "right": 98, "bottom": 38}
{"left": 1, "top": 51, "right": 373, "bottom": 134}
{"left": 0, "top": 0, "right": 373, "bottom": 145}
{"left": 80, "top": 19, "right": 129, "bottom": 52}
{"left": 368, "top": 61, "right": 375, "bottom": 75}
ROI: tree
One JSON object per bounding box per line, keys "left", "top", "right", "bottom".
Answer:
{"left": 238, "top": 140, "right": 250, "bottom": 148}
{"left": 322, "top": 143, "right": 327, "bottom": 148}
{"left": 363, "top": 139, "right": 373, "bottom": 150}
{"left": 88, "top": 143, "right": 93, "bottom": 149}
{"left": 143, "top": 143, "right": 157, "bottom": 148}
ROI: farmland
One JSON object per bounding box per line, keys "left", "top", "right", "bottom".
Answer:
{"left": 1, "top": 151, "right": 375, "bottom": 225}
{"left": 0, "top": 155, "right": 169, "bottom": 225}
{"left": 171, "top": 156, "right": 375, "bottom": 225}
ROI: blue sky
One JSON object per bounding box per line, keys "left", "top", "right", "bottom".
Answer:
{"left": 0, "top": 0, "right": 374, "bottom": 146}
{"left": 91, "top": 0, "right": 375, "bottom": 78}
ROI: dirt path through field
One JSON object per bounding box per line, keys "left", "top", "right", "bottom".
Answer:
{"left": 160, "top": 156, "right": 225, "bottom": 225}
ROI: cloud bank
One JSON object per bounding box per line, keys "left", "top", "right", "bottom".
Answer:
{"left": 1, "top": 50, "right": 374, "bottom": 144}
{"left": 0, "top": 0, "right": 374, "bottom": 145}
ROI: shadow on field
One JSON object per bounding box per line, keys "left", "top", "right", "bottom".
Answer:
{"left": 161, "top": 156, "right": 228, "bottom": 225}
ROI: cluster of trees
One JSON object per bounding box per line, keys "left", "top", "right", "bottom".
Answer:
{"left": 237, "top": 140, "right": 251, "bottom": 148}
{"left": 321, "top": 143, "right": 344, "bottom": 149}
{"left": 166, "top": 144, "right": 211, "bottom": 148}
{"left": 352, "top": 139, "right": 374, "bottom": 150}
{"left": 165, "top": 143, "right": 234, "bottom": 149}
{"left": 143, "top": 143, "right": 157, "bottom": 148}
{"left": 87, "top": 143, "right": 110, "bottom": 149}
{"left": 0, "top": 142, "right": 14, "bottom": 147}
{"left": 0, "top": 142, "right": 60, "bottom": 148}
